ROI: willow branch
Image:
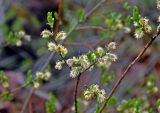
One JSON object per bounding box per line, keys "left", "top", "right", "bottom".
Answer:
{"left": 55, "top": 0, "right": 63, "bottom": 34}
{"left": 74, "top": 0, "right": 108, "bottom": 112}
{"left": 85, "top": 0, "right": 107, "bottom": 18}
{"left": 76, "top": 26, "right": 107, "bottom": 31}
{"left": 20, "top": 52, "right": 54, "bottom": 113}
{"left": 99, "top": 31, "right": 160, "bottom": 113}
{"left": 20, "top": 0, "right": 108, "bottom": 113}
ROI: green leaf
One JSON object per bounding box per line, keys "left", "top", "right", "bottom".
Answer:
{"left": 87, "top": 51, "right": 95, "bottom": 63}
{"left": 100, "top": 71, "right": 115, "bottom": 85}
{"left": 11, "top": 18, "right": 23, "bottom": 31}
{"left": 108, "top": 96, "right": 117, "bottom": 106}
{"left": 100, "top": 31, "right": 107, "bottom": 39}
{"left": 94, "top": 104, "right": 100, "bottom": 113}
{"left": 5, "top": 9, "right": 16, "bottom": 22}
{"left": 24, "top": 70, "right": 32, "bottom": 86}
{"left": 90, "top": 16, "right": 102, "bottom": 26}
{"left": 45, "top": 93, "right": 56, "bottom": 113}
{"left": 47, "top": 12, "right": 54, "bottom": 28}
{"left": 0, "top": 71, "right": 8, "bottom": 88}
{"left": 123, "top": 2, "right": 130, "bottom": 10}
{"left": 77, "top": 9, "right": 86, "bottom": 23}
{"left": 125, "top": 15, "right": 131, "bottom": 25}
{"left": 21, "top": 58, "right": 32, "bottom": 69}
{"left": 133, "top": 6, "right": 140, "bottom": 21}
{"left": 6, "top": 32, "right": 18, "bottom": 45}
{"left": 2, "top": 93, "right": 14, "bottom": 101}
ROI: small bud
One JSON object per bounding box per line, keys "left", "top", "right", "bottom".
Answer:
{"left": 57, "top": 44, "right": 68, "bottom": 57}
{"left": 124, "top": 27, "right": 131, "bottom": 33}
{"left": 96, "top": 47, "right": 104, "bottom": 56}
{"left": 97, "top": 89, "right": 106, "bottom": 103}
{"left": 134, "top": 29, "right": 144, "bottom": 39}
{"left": 66, "top": 57, "right": 77, "bottom": 67}
{"left": 108, "top": 42, "right": 116, "bottom": 50}
{"left": 48, "top": 42, "right": 57, "bottom": 51}
{"left": 144, "top": 25, "right": 152, "bottom": 33}
{"left": 44, "top": 72, "right": 51, "bottom": 81}
{"left": 16, "top": 40, "right": 22, "bottom": 46}
{"left": 84, "top": 84, "right": 106, "bottom": 103}
{"left": 139, "top": 17, "right": 149, "bottom": 26}
{"left": 116, "top": 22, "right": 123, "bottom": 29}
{"left": 55, "top": 31, "right": 67, "bottom": 41}
{"left": 18, "top": 31, "right": 25, "bottom": 38}
{"left": 36, "top": 72, "right": 44, "bottom": 79}
{"left": 106, "top": 53, "right": 118, "bottom": 62}
{"left": 33, "top": 81, "right": 40, "bottom": 89}
{"left": 0, "top": 72, "right": 9, "bottom": 88}
{"left": 84, "top": 90, "right": 93, "bottom": 99}
{"left": 133, "top": 21, "right": 138, "bottom": 27}
{"left": 55, "top": 61, "right": 64, "bottom": 70}
{"left": 41, "top": 30, "right": 53, "bottom": 38}
{"left": 70, "top": 67, "right": 80, "bottom": 78}
{"left": 79, "top": 55, "right": 90, "bottom": 69}
{"left": 146, "top": 81, "right": 152, "bottom": 87}
{"left": 153, "top": 87, "right": 158, "bottom": 93}
{"left": 2, "top": 82, "right": 9, "bottom": 88}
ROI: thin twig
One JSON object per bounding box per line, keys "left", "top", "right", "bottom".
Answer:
{"left": 99, "top": 31, "right": 160, "bottom": 113}
{"left": 29, "top": 97, "right": 33, "bottom": 113}
{"left": 74, "top": 48, "right": 109, "bottom": 113}
{"left": 55, "top": 0, "right": 63, "bottom": 34}
{"left": 74, "top": 1, "right": 108, "bottom": 113}
{"left": 85, "top": 0, "right": 107, "bottom": 18}
{"left": 20, "top": 52, "right": 54, "bottom": 113}
{"left": 20, "top": 0, "right": 108, "bottom": 113}
{"left": 76, "top": 26, "right": 107, "bottom": 31}
{"left": 74, "top": 75, "right": 81, "bottom": 112}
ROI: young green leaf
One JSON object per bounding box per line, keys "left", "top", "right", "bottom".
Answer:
{"left": 125, "top": 15, "right": 131, "bottom": 25}
{"left": 2, "top": 92, "right": 14, "bottom": 101}
{"left": 123, "top": 2, "right": 130, "bottom": 10}
{"left": 45, "top": 93, "right": 56, "bottom": 113}
{"left": 77, "top": 9, "right": 86, "bottom": 23}
{"left": 47, "top": 12, "right": 54, "bottom": 28}
{"left": 0, "top": 71, "right": 9, "bottom": 88}
{"left": 87, "top": 51, "right": 95, "bottom": 63}
{"left": 108, "top": 96, "right": 117, "bottom": 106}
{"left": 133, "top": 6, "right": 140, "bottom": 21}
{"left": 94, "top": 104, "right": 100, "bottom": 113}
{"left": 24, "top": 70, "right": 32, "bottom": 86}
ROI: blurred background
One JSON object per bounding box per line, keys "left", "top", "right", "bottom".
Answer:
{"left": 0, "top": 0, "right": 160, "bottom": 113}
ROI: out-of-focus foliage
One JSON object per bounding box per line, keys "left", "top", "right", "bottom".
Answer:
{"left": 45, "top": 93, "right": 56, "bottom": 113}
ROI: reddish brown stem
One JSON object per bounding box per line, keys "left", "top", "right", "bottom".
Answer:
{"left": 76, "top": 26, "right": 107, "bottom": 31}
{"left": 55, "top": 0, "right": 63, "bottom": 34}
{"left": 99, "top": 31, "right": 160, "bottom": 113}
